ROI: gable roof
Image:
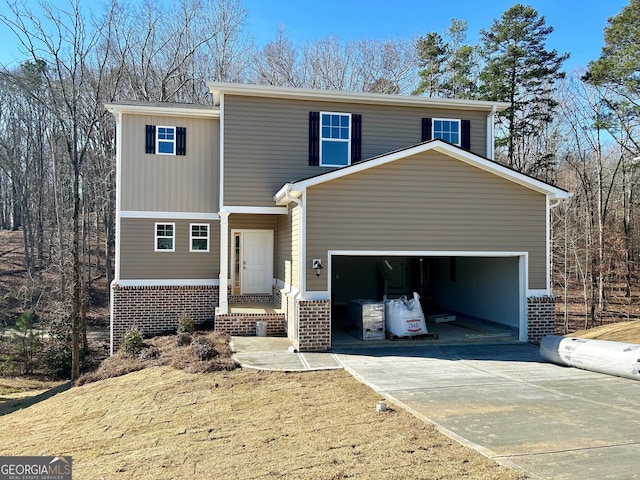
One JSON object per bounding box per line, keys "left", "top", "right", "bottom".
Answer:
{"left": 208, "top": 82, "right": 510, "bottom": 113}
{"left": 274, "top": 140, "right": 571, "bottom": 205}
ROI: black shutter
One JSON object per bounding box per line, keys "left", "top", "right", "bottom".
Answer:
{"left": 176, "top": 127, "right": 187, "bottom": 156}
{"left": 351, "top": 113, "right": 362, "bottom": 163}
{"left": 309, "top": 111, "right": 320, "bottom": 166}
{"left": 461, "top": 119, "right": 471, "bottom": 150}
{"left": 421, "top": 118, "right": 432, "bottom": 142}
{"left": 145, "top": 124, "right": 156, "bottom": 154}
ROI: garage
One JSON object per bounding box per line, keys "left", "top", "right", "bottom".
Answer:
{"left": 330, "top": 252, "right": 525, "bottom": 343}
{"left": 274, "top": 140, "right": 569, "bottom": 351}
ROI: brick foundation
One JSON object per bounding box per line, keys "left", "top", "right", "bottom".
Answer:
{"left": 527, "top": 295, "right": 555, "bottom": 342}
{"left": 295, "top": 299, "right": 331, "bottom": 351}
{"left": 214, "top": 310, "right": 286, "bottom": 336}
{"left": 111, "top": 284, "right": 218, "bottom": 351}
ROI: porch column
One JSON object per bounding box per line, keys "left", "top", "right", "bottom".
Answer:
{"left": 219, "top": 211, "right": 230, "bottom": 314}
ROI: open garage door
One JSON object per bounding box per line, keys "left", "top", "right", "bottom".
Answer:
{"left": 330, "top": 253, "right": 526, "bottom": 344}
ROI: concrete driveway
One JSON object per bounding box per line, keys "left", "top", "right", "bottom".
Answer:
{"left": 333, "top": 342, "right": 640, "bottom": 480}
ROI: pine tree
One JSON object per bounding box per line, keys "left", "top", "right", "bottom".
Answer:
{"left": 441, "top": 20, "right": 479, "bottom": 99}
{"left": 584, "top": 0, "right": 640, "bottom": 155}
{"left": 413, "top": 32, "right": 447, "bottom": 97}
{"left": 479, "top": 4, "right": 569, "bottom": 174}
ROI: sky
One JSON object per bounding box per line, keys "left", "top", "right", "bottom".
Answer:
{"left": 0, "top": 0, "right": 630, "bottom": 71}
{"left": 241, "top": 0, "right": 629, "bottom": 72}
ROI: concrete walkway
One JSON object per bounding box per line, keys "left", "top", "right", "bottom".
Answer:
{"left": 231, "top": 336, "right": 342, "bottom": 371}
{"left": 231, "top": 337, "right": 640, "bottom": 480}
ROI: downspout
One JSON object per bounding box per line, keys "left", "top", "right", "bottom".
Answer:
{"left": 546, "top": 196, "right": 564, "bottom": 292}
{"left": 284, "top": 187, "right": 304, "bottom": 346}
{"left": 284, "top": 187, "right": 304, "bottom": 300}
{"left": 110, "top": 109, "right": 122, "bottom": 356}
{"left": 218, "top": 93, "right": 229, "bottom": 314}
{"left": 486, "top": 105, "right": 497, "bottom": 160}
{"left": 545, "top": 196, "right": 565, "bottom": 295}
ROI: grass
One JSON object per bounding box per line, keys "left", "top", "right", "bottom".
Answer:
{"left": 2, "top": 321, "right": 639, "bottom": 479}
{"left": 0, "top": 367, "right": 524, "bottom": 479}
{"left": 569, "top": 320, "right": 640, "bottom": 343}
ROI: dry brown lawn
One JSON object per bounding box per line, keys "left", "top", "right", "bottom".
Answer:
{"left": 0, "top": 366, "right": 525, "bottom": 479}
{"left": 569, "top": 320, "right": 640, "bottom": 344}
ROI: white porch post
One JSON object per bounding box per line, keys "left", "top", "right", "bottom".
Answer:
{"left": 219, "top": 211, "right": 230, "bottom": 314}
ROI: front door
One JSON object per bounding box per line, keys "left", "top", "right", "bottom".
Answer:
{"left": 241, "top": 230, "right": 273, "bottom": 294}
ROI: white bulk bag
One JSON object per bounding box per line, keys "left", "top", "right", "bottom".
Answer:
{"left": 384, "top": 292, "right": 428, "bottom": 336}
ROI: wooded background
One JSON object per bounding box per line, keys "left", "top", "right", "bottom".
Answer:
{"left": 0, "top": 0, "right": 638, "bottom": 378}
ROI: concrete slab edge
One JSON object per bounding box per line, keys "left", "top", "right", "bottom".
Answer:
{"left": 340, "top": 365, "right": 540, "bottom": 480}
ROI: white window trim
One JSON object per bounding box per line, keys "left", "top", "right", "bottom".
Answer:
{"left": 190, "top": 223, "right": 210, "bottom": 252}
{"left": 154, "top": 222, "right": 175, "bottom": 252}
{"left": 319, "top": 111, "right": 351, "bottom": 167}
{"left": 432, "top": 118, "right": 461, "bottom": 146}
{"left": 156, "top": 125, "right": 176, "bottom": 155}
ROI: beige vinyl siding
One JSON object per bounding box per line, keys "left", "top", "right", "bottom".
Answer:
{"left": 304, "top": 151, "right": 547, "bottom": 291}
{"left": 120, "top": 114, "right": 219, "bottom": 213}
{"left": 275, "top": 204, "right": 300, "bottom": 289}
{"left": 276, "top": 213, "right": 291, "bottom": 285}
{"left": 120, "top": 218, "right": 220, "bottom": 279}
{"left": 290, "top": 205, "right": 300, "bottom": 289}
{"left": 223, "top": 95, "right": 488, "bottom": 207}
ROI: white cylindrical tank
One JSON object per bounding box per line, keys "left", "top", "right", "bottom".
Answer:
{"left": 540, "top": 335, "right": 640, "bottom": 380}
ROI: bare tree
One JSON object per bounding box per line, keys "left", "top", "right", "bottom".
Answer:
{"left": 0, "top": 0, "right": 125, "bottom": 378}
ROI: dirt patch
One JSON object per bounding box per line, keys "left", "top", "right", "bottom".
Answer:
{"left": 0, "top": 367, "right": 524, "bottom": 479}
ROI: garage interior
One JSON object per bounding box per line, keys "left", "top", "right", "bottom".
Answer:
{"left": 330, "top": 255, "right": 522, "bottom": 345}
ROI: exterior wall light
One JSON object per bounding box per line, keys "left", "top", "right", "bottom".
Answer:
{"left": 312, "top": 258, "right": 323, "bottom": 277}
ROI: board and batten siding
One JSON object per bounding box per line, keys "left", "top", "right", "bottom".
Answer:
{"left": 223, "top": 95, "right": 488, "bottom": 207}
{"left": 120, "top": 114, "right": 219, "bottom": 213}
{"left": 120, "top": 218, "right": 220, "bottom": 280}
{"left": 304, "top": 151, "right": 547, "bottom": 291}
{"left": 275, "top": 205, "right": 300, "bottom": 289}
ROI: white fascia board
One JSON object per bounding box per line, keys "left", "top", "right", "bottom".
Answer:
{"left": 116, "top": 279, "right": 220, "bottom": 287}
{"left": 328, "top": 249, "right": 529, "bottom": 257}
{"left": 207, "top": 82, "right": 509, "bottom": 112}
{"left": 120, "top": 211, "right": 220, "bottom": 220}
{"left": 221, "top": 206, "right": 289, "bottom": 215}
{"left": 528, "top": 289, "right": 553, "bottom": 297}
{"left": 285, "top": 141, "right": 570, "bottom": 201}
{"left": 105, "top": 102, "right": 219, "bottom": 119}
{"left": 303, "top": 291, "right": 330, "bottom": 300}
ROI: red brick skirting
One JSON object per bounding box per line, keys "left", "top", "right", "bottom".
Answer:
{"left": 296, "top": 299, "right": 331, "bottom": 351}
{"left": 111, "top": 284, "right": 218, "bottom": 351}
{"left": 214, "top": 311, "right": 286, "bottom": 336}
{"left": 527, "top": 296, "right": 555, "bottom": 342}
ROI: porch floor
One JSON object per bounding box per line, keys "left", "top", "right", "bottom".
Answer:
{"left": 224, "top": 302, "right": 284, "bottom": 314}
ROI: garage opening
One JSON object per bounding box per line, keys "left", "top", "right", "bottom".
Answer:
{"left": 330, "top": 254, "right": 523, "bottom": 344}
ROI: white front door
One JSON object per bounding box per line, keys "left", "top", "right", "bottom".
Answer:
{"left": 241, "top": 230, "right": 273, "bottom": 294}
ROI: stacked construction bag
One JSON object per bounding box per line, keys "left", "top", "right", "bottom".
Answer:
{"left": 384, "top": 292, "right": 428, "bottom": 336}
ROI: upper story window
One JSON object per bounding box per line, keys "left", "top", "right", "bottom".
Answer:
{"left": 320, "top": 112, "right": 351, "bottom": 167}
{"left": 421, "top": 117, "right": 470, "bottom": 151}
{"left": 309, "top": 111, "right": 361, "bottom": 167}
{"left": 190, "top": 223, "right": 209, "bottom": 252}
{"left": 157, "top": 126, "right": 176, "bottom": 154}
{"left": 155, "top": 223, "right": 175, "bottom": 252}
{"left": 145, "top": 125, "right": 187, "bottom": 156}
{"left": 432, "top": 119, "right": 461, "bottom": 146}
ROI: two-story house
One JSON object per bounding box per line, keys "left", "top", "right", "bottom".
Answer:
{"left": 106, "top": 82, "right": 569, "bottom": 354}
